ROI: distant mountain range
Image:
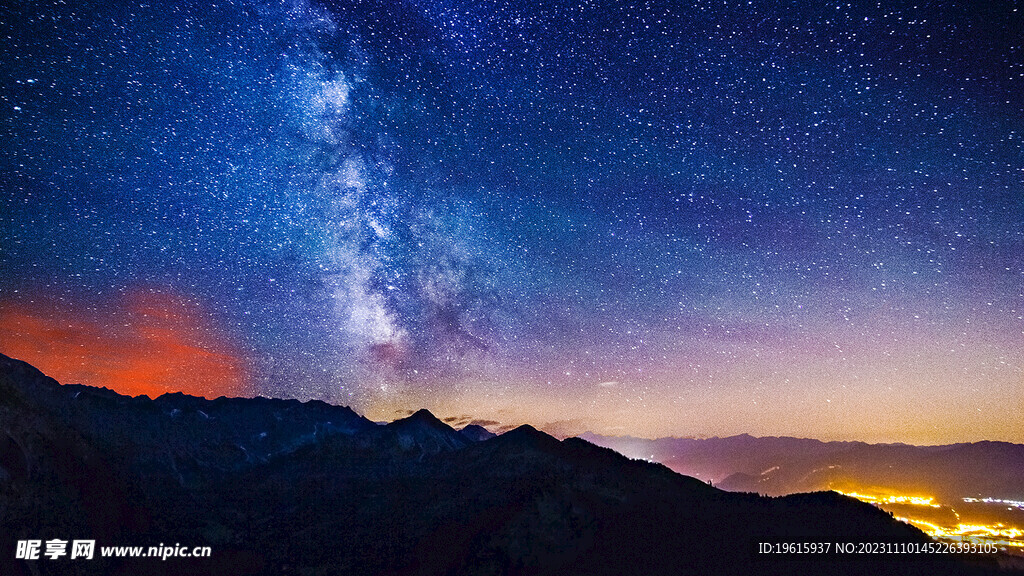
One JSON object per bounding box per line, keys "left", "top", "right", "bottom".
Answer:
{"left": 0, "top": 353, "right": 1013, "bottom": 575}
{"left": 579, "top": 432, "right": 1024, "bottom": 501}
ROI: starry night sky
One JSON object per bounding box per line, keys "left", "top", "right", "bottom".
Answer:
{"left": 2, "top": 0, "right": 1022, "bottom": 443}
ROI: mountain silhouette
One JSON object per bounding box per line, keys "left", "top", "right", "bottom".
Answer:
{"left": 0, "top": 353, "right": 1010, "bottom": 575}
{"left": 581, "top": 432, "right": 1024, "bottom": 501}
{"left": 387, "top": 408, "right": 473, "bottom": 456}
{"left": 459, "top": 424, "right": 497, "bottom": 442}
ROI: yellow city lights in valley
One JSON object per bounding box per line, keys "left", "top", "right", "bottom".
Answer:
{"left": 835, "top": 489, "right": 1024, "bottom": 552}
{"left": 835, "top": 490, "right": 880, "bottom": 502}
{"left": 896, "top": 518, "right": 1024, "bottom": 548}
{"left": 834, "top": 491, "right": 939, "bottom": 508}
{"left": 887, "top": 496, "right": 939, "bottom": 507}
{"left": 952, "top": 524, "right": 1023, "bottom": 540}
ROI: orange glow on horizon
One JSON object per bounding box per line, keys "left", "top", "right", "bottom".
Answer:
{"left": 0, "top": 290, "right": 248, "bottom": 399}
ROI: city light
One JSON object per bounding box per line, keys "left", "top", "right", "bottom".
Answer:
{"left": 837, "top": 490, "right": 1024, "bottom": 552}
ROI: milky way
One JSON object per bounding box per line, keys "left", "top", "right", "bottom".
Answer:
{"left": 2, "top": 0, "right": 1022, "bottom": 443}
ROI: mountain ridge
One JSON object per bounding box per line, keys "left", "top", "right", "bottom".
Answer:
{"left": 0, "top": 353, "right": 1012, "bottom": 575}
{"left": 581, "top": 431, "right": 1024, "bottom": 501}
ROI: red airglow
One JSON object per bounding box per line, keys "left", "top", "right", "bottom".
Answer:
{"left": 0, "top": 291, "right": 247, "bottom": 399}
